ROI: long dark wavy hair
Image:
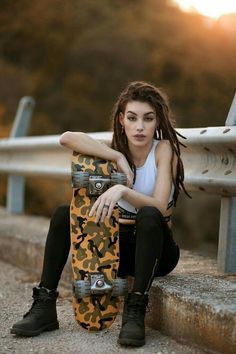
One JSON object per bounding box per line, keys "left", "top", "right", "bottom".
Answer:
{"left": 111, "top": 81, "right": 189, "bottom": 205}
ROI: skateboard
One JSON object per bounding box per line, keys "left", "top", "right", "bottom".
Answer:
{"left": 70, "top": 152, "right": 128, "bottom": 331}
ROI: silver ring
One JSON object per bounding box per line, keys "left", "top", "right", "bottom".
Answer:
{"left": 103, "top": 204, "right": 109, "bottom": 209}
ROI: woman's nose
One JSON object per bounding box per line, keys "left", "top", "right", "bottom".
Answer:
{"left": 136, "top": 121, "right": 144, "bottom": 131}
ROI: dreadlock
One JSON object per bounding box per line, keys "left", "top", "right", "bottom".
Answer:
{"left": 111, "top": 81, "right": 190, "bottom": 205}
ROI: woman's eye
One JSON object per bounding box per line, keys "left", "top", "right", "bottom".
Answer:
{"left": 145, "top": 116, "right": 154, "bottom": 121}
{"left": 127, "top": 116, "right": 136, "bottom": 121}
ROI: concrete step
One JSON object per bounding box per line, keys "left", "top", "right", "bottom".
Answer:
{"left": 0, "top": 207, "right": 235, "bottom": 354}
{"left": 147, "top": 266, "right": 236, "bottom": 354}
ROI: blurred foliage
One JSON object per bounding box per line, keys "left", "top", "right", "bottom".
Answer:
{"left": 0, "top": 0, "right": 235, "bottom": 251}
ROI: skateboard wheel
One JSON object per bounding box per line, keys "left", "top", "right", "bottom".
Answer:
{"left": 73, "top": 280, "right": 91, "bottom": 298}
{"left": 72, "top": 172, "right": 89, "bottom": 188}
{"left": 111, "top": 278, "right": 128, "bottom": 296}
{"left": 111, "top": 173, "right": 127, "bottom": 186}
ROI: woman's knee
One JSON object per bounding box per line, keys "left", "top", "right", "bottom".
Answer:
{"left": 156, "top": 246, "right": 180, "bottom": 276}
{"left": 136, "top": 206, "right": 163, "bottom": 223}
{"left": 50, "top": 204, "right": 70, "bottom": 228}
{"left": 135, "top": 207, "right": 165, "bottom": 244}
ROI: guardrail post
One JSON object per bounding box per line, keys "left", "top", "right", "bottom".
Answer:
{"left": 6, "top": 97, "right": 35, "bottom": 214}
{"left": 218, "top": 93, "right": 236, "bottom": 273}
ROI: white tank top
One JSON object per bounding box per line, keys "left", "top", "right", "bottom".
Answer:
{"left": 118, "top": 139, "right": 174, "bottom": 220}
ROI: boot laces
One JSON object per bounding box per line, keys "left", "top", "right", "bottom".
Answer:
{"left": 127, "top": 303, "right": 146, "bottom": 322}
{"left": 23, "top": 288, "right": 56, "bottom": 318}
{"left": 24, "top": 299, "right": 45, "bottom": 317}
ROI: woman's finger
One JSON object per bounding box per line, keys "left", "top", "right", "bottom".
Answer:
{"left": 100, "top": 204, "right": 109, "bottom": 223}
{"left": 107, "top": 201, "right": 115, "bottom": 219}
{"left": 89, "top": 198, "right": 100, "bottom": 217}
{"left": 127, "top": 176, "right": 133, "bottom": 188}
{"left": 125, "top": 171, "right": 134, "bottom": 188}
{"left": 95, "top": 202, "right": 104, "bottom": 223}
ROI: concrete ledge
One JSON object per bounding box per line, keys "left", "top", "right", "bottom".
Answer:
{"left": 0, "top": 207, "right": 72, "bottom": 285}
{"left": 147, "top": 274, "right": 236, "bottom": 354}
{"left": 0, "top": 207, "right": 236, "bottom": 354}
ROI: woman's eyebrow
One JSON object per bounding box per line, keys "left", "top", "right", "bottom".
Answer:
{"left": 144, "top": 111, "right": 155, "bottom": 116}
{"left": 127, "top": 110, "right": 155, "bottom": 115}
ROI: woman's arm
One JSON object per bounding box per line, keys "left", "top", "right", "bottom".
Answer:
{"left": 60, "top": 131, "right": 119, "bottom": 161}
{"left": 60, "top": 131, "right": 134, "bottom": 187}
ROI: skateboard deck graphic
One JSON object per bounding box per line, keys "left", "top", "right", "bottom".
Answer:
{"left": 70, "top": 153, "right": 127, "bottom": 331}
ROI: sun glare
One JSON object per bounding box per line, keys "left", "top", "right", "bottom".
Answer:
{"left": 173, "top": 0, "right": 236, "bottom": 19}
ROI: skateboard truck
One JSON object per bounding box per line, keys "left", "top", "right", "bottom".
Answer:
{"left": 90, "top": 273, "right": 112, "bottom": 294}
{"left": 88, "top": 176, "right": 111, "bottom": 196}
{"left": 72, "top": 172, "right": 127, "bottom": 196}
{"left": 73, "top": 273, "right": 128, "bottom": 299}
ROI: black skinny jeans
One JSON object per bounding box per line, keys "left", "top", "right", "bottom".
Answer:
{"left": 40, "top": 205, "right": 180, "bottom": 294}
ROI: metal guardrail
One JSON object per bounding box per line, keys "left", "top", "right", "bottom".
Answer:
{"left": 0, "top": 95, "right": 236, "bottom": 273}
{"left": 178, "top": 126, "right": 236, "bottom": 195}
{"left": 0, "top": 127, "right": 236, "bottom": 192}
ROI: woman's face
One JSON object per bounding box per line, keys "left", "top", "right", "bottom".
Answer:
{"left": 119, "top": 100, "right": 158, "bottom": 148}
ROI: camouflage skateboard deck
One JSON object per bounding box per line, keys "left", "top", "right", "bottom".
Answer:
{"left": 70, "top": 153, "right": 127, "bottom": 331}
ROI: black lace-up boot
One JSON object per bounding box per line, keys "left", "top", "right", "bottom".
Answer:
{"left": 121, "top": 294, "right": 129, "bottom": 327}
{"left": 118, "top": 292, "right": 149, "bottom": 347}
{"left": 11, "top": 286, "right": 59, "bottom": 337}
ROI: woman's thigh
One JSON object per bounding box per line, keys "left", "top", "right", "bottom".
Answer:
{"left": 117, "top": 222, "right": 180, "bottom": 278}
{"left": 155, "top": 226, "right": 180, "bottom": 277}
{"left": 118, "top": 225, "right": 136, "bottom": 277}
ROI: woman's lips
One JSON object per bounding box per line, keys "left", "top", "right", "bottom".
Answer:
{"left": 134, "top": 134, "right": 145, "bottom": 139}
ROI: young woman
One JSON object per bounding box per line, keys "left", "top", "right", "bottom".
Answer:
{"left": 11, "top": 81, "right": 188, "bottom": 347}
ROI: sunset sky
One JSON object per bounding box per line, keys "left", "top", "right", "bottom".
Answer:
{"left": 172, "top": 0, "right": 236, "bottom": 18}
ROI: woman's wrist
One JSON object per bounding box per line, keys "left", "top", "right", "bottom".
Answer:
{"left": 122, "top": 185, "right": 129, "bottom": 199}
{"left": 114, "top": 151, "right": 123, "bottom": 163}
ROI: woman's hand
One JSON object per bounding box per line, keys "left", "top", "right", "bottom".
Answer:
{"left": 89, "top": 184, "right": 126, "bottom": 223}
{"left": 116, "top": 153, "right": 134, "bottom": 188}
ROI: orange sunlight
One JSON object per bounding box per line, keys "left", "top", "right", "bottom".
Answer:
{"left": 172, "top": 0, "right": 236, "bottom": 19}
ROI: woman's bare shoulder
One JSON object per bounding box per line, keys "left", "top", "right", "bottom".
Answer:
{"left": 156, "top": 140, "right": 172, "bottom": 157}
{"left": 155, "top": 139, "right": 178, "bottom": 166}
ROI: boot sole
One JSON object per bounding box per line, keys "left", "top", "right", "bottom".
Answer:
{"left": 10, "top": 321, "right": 59, "bottom": 337}
{"left": 118, "top": 337, "right": 145, "bottom": 347}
